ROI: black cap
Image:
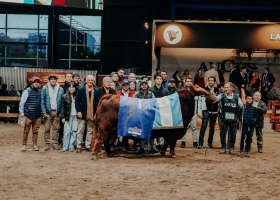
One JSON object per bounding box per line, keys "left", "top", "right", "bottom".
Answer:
{"left": 168, "top": 78, "right": 176, "bottom": 83}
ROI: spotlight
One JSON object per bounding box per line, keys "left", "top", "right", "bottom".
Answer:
{"left": 144, "top": 22, "right": 149, "bottom": 29}
{"left": 145, "top": 41, "right": 148, "bottom": 44}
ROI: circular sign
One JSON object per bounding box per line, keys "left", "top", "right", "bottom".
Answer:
{"left": 163, "top": 25, "right": 182, "bottom": 44}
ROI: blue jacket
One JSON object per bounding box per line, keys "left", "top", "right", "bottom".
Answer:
{"left": 238, "top": 103, "right": 257, "bottom": 126}
{"left": 75, "top": 86, "right": 100, "bottom": 120}
{"left": 41, "top": 84, "right": 64, "bottom": 115}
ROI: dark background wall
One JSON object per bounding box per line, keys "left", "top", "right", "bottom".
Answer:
{"left": 101, "top": 0, "right": 280, "bottom": 75}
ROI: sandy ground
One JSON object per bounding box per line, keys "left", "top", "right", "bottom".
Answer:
{"left": 0, "top": 123, "right": 280, "bottom": 200}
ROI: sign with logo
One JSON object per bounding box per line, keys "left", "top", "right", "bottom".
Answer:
{"left": 163, "top": 25, "right": 182, "bottom": 44}
{"left": 155, "top": 22, "right": 280, "bottom": 49}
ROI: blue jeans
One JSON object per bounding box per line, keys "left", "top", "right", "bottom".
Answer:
{"left": 198, "top": 111, "right": 217, "bottom": 146}
{"left": 63, "top": 115, "right": 78, "bottom": 150}
{"left": 220, "top": 118, "right": 237, "bottom": 149}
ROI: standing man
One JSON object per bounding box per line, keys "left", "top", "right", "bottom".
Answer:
{"left": 72, "top": 73, "right": 82, "bottom": 91}
{"left": 75, "top": 75, "right": 100, "bottom": 153}
{"left": 181, "top": 78, "right": 205, "bottom": 148}
{"left": 161, "top": 71, "right": 168, "bottom": 88}
{"left": 229, "top": 63, "right": 239, "bottom": 85}
{"left": 19, "top": 76, "right": 42, "bottom": 151}
{"left": 99, "top": 77, "right": 116, "bottom": 97}
{"left": 261, "top": 67, "right": 276, "bottom": 104}
{"left": 117, "top": 68, "right": 125, "bottom": 85}
{"left": 117, "top": 79, "right": 134, "bottom": 97}
{"left": 149, "top": 74, "right": 169, "bottom": 152}
{"left": 204, "top": 64, "right": 220, "bottom": 86}
{"left": 235, "top": 66, "right": 247, "bottom": 92}
{"left": 41, "top": 75, "right": 64, "bottom": 151}
{"left": 8, "top": 85, "right": 20, "bottom": 96}
{"left": 197, "top": 76, "right": 220, "bottom": 149}
{"left": 215, "top": 82, "right": 244, "bottom": 154}
{"left": 63, "top": 72, "right": 73, "bottom": 94}
{"left": 153, "top": 67, "right": 162, "bottom": 80}
{"left": 149, "top": 74, "right": 169, "bottom": 98}
{"left": 135, "top": 80, "right": 155, "bottom": 153}
{"left": 128, "top": 73, "right": 139, "bottom": 90}
{"left": 167, "top": 78, "right": 177, "bottom": 94}
{"left": 252, "top": 91, "right": 267, "bottom": 153}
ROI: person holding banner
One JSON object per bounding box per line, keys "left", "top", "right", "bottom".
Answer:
{"left": 19, "top": 76, "right": 42, "bottom": 151}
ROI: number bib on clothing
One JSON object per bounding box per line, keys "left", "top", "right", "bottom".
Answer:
{"left": 225, "top": 112, "right": 235, "bottom": 120}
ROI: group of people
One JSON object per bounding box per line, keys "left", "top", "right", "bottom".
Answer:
{"left": 14, "top": 64, "right": 269, "bottom": 155}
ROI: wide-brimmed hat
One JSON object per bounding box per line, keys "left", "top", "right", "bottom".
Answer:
{"left": 29, "top": 76, "right": 42, "bottom": 83}
{"left": 122, "top": 79, "right": 130, "bottom": 85}
{"left": 48, "top": 75, "right": 58, "bottom": 80}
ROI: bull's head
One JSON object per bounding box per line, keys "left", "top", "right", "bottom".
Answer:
{"left": 167, "top": 30, "right": 179, "bottom": 41}
{"left": 191, "top": 84, "right": 216, "bottom": 102}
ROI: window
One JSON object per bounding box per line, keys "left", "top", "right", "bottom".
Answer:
{"left": 0, "top": 14, "right": 49, "bottom": 68}
{"left": 58, "top": 15, "right": 101, "bottom": 69}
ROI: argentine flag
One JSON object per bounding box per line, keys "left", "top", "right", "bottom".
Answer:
{"left": 152, "top": 93, "right": 183, "bottom": 129}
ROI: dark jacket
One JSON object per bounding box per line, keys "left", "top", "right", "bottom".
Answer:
{"left": 148, "top": 85, "right": 169, "bottom": 98}
{"left": 261, "top": 73, "right": 276, "bottom": 89}
{"left": 255, "top": 100, "right": 267, "bottom": 128}
{"left": 205, "top": 86, "right": 219, "bottom": 112}
{"left": 60, "top": 94, "right": 75, "bottom": 121}
{"left": 235, "top": 72, "right": 247, "bottom": 90}
{"left": 75, "top": 86, "right": 100, "bottom": 120}
{"left": 136, "top": 90, "right": 154, "bottom": 99}
{"left": 238, "top": 104, "right": 257, "bottom": 126}
{"left": 167, "top": 87, "right": 177, "bottom": 95}
{"left": 23, "top": 86, "right": 41, "bottom": 119}
{"left": 98, "top": 86, "right": 116, "bottom": 97}
{"left": 229, "top": 69, "right": 239, "bottom": 84}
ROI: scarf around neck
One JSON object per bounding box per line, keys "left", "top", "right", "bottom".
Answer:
{"left": 86, "top": 86, "right": 94, "bottom": 120}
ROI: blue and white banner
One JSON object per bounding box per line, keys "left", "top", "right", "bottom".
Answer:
{"left": 117, "top": 93, "right": 183, "bottom": 141}
{"left": 153, "top": 93, "right": 184, "bottom": 129}
{"left": 118, "top": 97, "right": 157, "bottom": 141}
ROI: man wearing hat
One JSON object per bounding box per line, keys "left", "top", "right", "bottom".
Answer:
{"left": 41, "top": 75, "right": 64, "bottom": 151}
{"left": 117, "top": 79, "right": 134, "bottom": 97}
{"left": 19, "top": 76, "right": 43, "bottom": 151}
{"left": 135, "top": 80, "right": 155, "bottom": 153}
{"left": 167, "top": 78, "right": 177, "bottom": 94}
{"left": 117, "top": 79, "right": 134, "bottom": 151}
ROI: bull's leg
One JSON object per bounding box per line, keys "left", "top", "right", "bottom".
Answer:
{"left": 92, "top": 132, "right": 104, "bottom": 160}
{"left": 169, "top": 139, "right": 178, "bottom": 158}
{"left": 104, "top": 140, "right": 114, "bottom": 157}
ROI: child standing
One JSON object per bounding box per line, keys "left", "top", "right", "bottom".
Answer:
{"left": 239, "top": 95, "right": 257, "bottom": 154}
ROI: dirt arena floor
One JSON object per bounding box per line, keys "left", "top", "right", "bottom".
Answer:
{"left": 0, "top": 123, "right": 280, "bottom": 200}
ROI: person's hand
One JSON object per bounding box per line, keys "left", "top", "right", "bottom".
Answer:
{"left": 43, "top": 113, "right": 49, "bottom": 118}
{"left": 77, "top": 112, "right": 82, "bottom": 119}
{"left": 268, "top": 83, "right": 271, "bottom": 86}
{"left": 241, "top": 84, "right": 244, "bottom": 88}
{"left": 252, "top": 104, "right": 257, "bottom": 108}
{"left": 198, "top": 114, "right": 202, "bottom": 119}
{"left": 61, "top": 118, "right": 65, "bottom": 124}
{"left": 242, "top": 100, "right": 246, "bottom": 105}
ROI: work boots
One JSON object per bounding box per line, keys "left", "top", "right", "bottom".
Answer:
{"left": 180, "top": 141, "right": 186, "bottom": 148}
{"left": 21, "top": 145, "right": 27, "bottom": 151}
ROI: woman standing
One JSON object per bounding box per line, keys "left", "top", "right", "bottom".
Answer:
{"left": 194, "top": 70, "right": 205, "bottom": 88}
{"left": 60, "top": 82, "right": 78, "bottom": 152}
{"left": 172, "top": 70, "right": 183, "bottom": 89}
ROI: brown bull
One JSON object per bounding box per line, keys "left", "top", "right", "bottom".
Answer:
{"left": 91, "top": 85, "right": 216, "bottom": 160}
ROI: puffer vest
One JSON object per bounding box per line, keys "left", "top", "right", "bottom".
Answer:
{"left": 136, "top": 91, "right": 153, "bottom": 99}
{"left": 24, "top": 86, "right": 41, "bottom": 119}
{"left": 221, "top": 93, "right": 239, "bottom": 123}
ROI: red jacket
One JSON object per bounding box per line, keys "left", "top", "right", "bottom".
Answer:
{"left": 117, "top": 91, "right": 134, "bottom": 97}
